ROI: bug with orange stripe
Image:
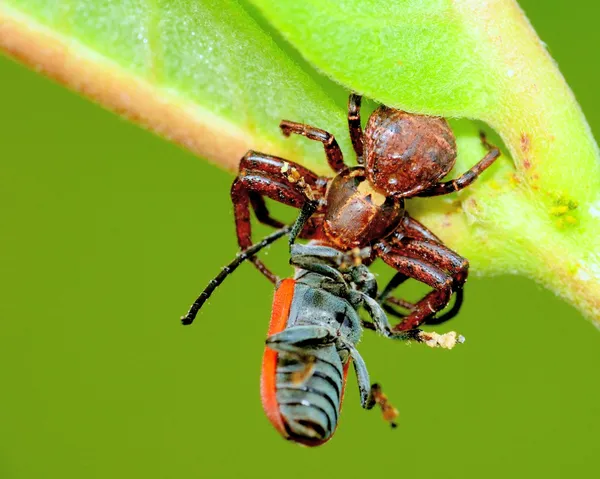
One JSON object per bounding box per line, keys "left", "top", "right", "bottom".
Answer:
{"left": 258, "top": 241, "right": 413, "bottom": 445}
{"left": 181, "top": 208, "right": 462, "bottom": 446}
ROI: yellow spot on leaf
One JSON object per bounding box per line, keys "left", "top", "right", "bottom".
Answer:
{"left": 551, "top": 205, "right": 569, "bottom": 216}
{"left": 565, "top": 215, "right": 577, "bottom": 225}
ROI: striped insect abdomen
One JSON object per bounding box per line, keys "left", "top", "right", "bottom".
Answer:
{"left": 261, "top": 279, "right": 351, "bottom": 446}
{"left": 275, "top": 344, "right": 346, "bottom": 446}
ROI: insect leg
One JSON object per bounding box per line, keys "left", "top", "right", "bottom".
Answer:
{"left": 340, "top": 341, "right": 373, "bottom": 409}
{"left": 290, "top": 243, "right": 348, "bottom": 265}
{"left": 290, "top": 255, "right": 347, "bottom": 285}
{"left": 266, "top": 325, "right": 337, "bottom": 350}
{"left": 368, "top": 384, "right": 399, "bottom": 428}
{"left": 337, "top": 340, "right": 398, "bottom": 426}
{"left": 362, "top": 293, "right": 463, "bottom": 350}
{"left": 290, "top": 244, "right": 372, "bottom": 271}
{"left": 360, "top": 294, "right": 420, "bottom": 341}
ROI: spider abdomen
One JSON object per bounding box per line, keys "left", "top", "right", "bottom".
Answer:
{"left": 364, "top": 106, "right": 457, "bottom": 197}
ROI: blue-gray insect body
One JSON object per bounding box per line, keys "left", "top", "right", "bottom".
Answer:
{"left": 262, "top": 244, "right": 413, "bottom": 446}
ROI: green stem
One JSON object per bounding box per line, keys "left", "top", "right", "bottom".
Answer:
{"left": 414, "top": 184, "right": 600, "bottom": 325}
{"left": 462, "top": 1, "right": 600, "bottom": 196}
{"left": 460, "top": 1, "right": 600, "bottom": 323}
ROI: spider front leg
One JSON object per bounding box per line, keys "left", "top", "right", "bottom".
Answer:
{"left": 231, "top": 151, "right": 325, "bottom": 283}
{"left": 348, "top": 93, "right": 364, "bottom": 163}
{"left": 279, "top": 120, "right": 348, "bottom": 173}
{"left": 374, "top": 240, "right": 457, "bottom": 331}
{"left": 396, "top": 216, "right": 470, "bottom": 289}
{"left": 250, "top": 191, "right": 323, "bottom": 242}
{"left": 377, "top": 215, "right": 468, "bottom": 325}
{"left": 376, "top": 214, "right": 445, "bottom": 315}
{"left": 391, "top": 234, "right": 469, "bottom": 329}
{"left": 379, "top": 286, "right": 464, "bottom": 327}
{"left": 417, "top": 131, "right": 501, "bottom": 197}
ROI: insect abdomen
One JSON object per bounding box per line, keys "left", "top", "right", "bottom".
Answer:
{"left": 276, "top": 344, "right": 346, "bottom": 446}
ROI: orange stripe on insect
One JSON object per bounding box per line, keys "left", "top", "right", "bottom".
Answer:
{"left": 260, "top": 279, "right": 296, "bottom": 437}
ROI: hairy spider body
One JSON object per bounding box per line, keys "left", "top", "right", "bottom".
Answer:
{"left": 364, "top": 107, "right": 457, "bottom": 197}
{"left": 231, "top": 94, "right": 500, "bottom": 330}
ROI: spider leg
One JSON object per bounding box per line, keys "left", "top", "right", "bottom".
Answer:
{"left": 244, "top": 151, "right": 326, "bottom": 233}
{"left": 381, "top": 277, "right": 465, "bottom": 325}
{"left": 417, "top": 132, "right": 501, "bottom": 197}
{"left": 249, "top": 194, "right": 285, "bottom": 229}
{"left": 378, "top": 272, "right": 412, "bottom": 308}
{"left": 249, "top": 193, "right": 324, "bottom": 242}
{"left": 348, "top": 93, "right": 364, "bottom": 163}
{"left": 425, "top": 288, "right": 464, "bottom": 325}
{"left": 280, "top": 120, "right": 348, "bottom": 173}
{"left": 399, "top": 214, "right": 443, "bottom": 242}
{"left": 395, "top": 237, "right": 468, "bottom": 328}
{"left": 380, "top": 215, "right": 468, "bottom": 325}
{"left": 231, "top": 151, "right": 325, "bottom": 283}
{"left": 374, "top": 214, "right": 442, "bottom": 314}
{"left": 396, "top": 215, "right": 469, "bottom": 289}
{"left": 374, "top": 240, "right": 456, "bottom": 331}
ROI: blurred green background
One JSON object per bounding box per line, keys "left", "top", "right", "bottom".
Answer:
{"left": 1, "top": 1, "right": 599, "bottom": 478}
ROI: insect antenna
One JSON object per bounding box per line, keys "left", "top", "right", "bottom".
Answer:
{"left": 181, "top": 200, "right": 317, "bottom": 326}
{"left": 180, "top": 225, "right": 291, "bottom": 325}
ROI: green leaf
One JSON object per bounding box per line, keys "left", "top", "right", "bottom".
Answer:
{"left": 2, "top": 0, "right": 599, "bottom": 325}
{"left": 248, "top": 0, "right": 600, "bottom": 325}
{"left": 0, "top": 0, "right": 350, "bottom": 171}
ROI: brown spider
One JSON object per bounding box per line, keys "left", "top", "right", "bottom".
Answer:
{"left": 231, "top": 94, "right": 500, "bottom": 331}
